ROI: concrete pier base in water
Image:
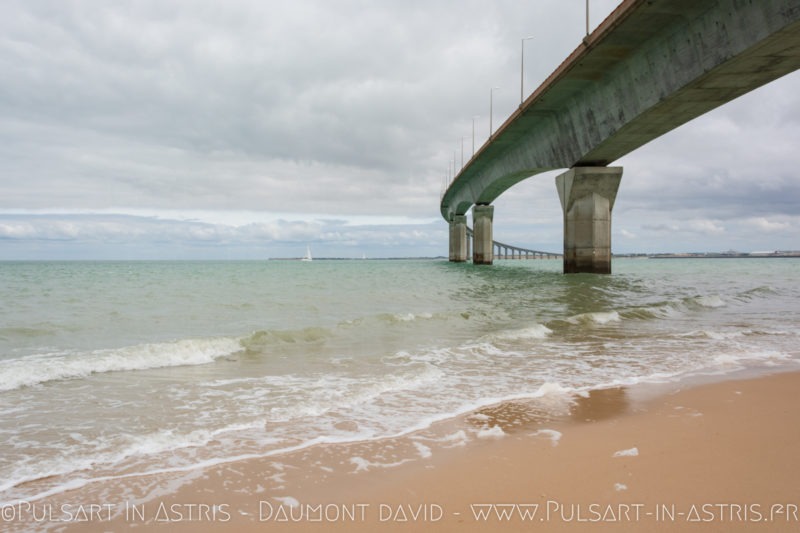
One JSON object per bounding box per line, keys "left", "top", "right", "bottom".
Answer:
{"left": 472, "top": 205, "right": 494, "bottom": 265}
{"left": 555, "top": 167, "right": 622, "bottom": 274}
{"left": 448, "top": 215, "right": 468, "bottom": 262}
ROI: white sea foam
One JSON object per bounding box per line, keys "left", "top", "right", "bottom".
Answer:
{"left": 613, "top": 447, "right": 639, "bottom": 458}
{"left": 3, "top": 434, "right": 375, "bottom": 506}
{"left": 682, "top": 329, "right": 744, "bottom": 340}
{"left": 0, "top": 337, "right": 242, "bottom": 391}
{"left": 349, "top": 456, "right": 412, "bottom": 472}
{"left": 491, "top": 323, "right": 552, "bottom": 342}
{"left": 476, "top": 425, "right": 505, "bottom": 439}
{"left": 532, "top": 429, "right": 562, "bottom": 447}
{"left": 116, "top": 428, "right": 216, "bottom": 459}
{"left": 386, "top": 312, "right": 433, "bottom": 323}
{"left": 268, "top": 365, "right": 444, "bottom": 423}
{"left": 711, "top": 350, "right": 791, "bottom": 369}
{"left": 439, "top": 430, "right": 469, "bottom": 447}
{"left": 532, "top": 382, "right": 573, "bottom": 398}
{"left": 274, "top": 496, "right": 300, "bottom": 508}
{"left": 413, "top": 441, "right": 433, "bottom": 459}
{"left": 568, "top": 311, "right": 621, "bottom": 326}
{"left": 695, "top": 295, "right": 726, "bottom": 308}
{"left": 0, "top": 423, "right": 282, "bottom": 497}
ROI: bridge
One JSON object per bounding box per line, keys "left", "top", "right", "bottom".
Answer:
{"left": 460, "top": 227, "right": 561, "bottom": 261}
{"left": 441, "top": 0, "right": 800, "bottom": 273}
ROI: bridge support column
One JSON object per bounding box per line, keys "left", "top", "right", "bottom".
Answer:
{"left": 472, "top": 204, "right": 494, "bottom": 265}
{"left": 448, "top": 215, "right": 468, "bottom": 262}
{"left": 556, "top": 167, "right": 622, "bottom": 274}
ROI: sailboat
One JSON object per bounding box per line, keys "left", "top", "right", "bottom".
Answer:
{"left": 301, "top": 246, "right": 313, "bottom": 262}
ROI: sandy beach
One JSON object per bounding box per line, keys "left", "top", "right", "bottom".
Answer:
{"left": 29, "top": 369, "right": 796, "bottom": 532}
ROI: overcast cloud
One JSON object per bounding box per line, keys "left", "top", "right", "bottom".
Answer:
{"left": 1, "top": 0, "right": 798, "bottom": 259}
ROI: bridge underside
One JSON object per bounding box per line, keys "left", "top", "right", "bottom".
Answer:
{"left": 442, "top": 0, "right": 800, "bottom": 220}
{"left": 440, "top": 0, "right": 800, "bottom": 272}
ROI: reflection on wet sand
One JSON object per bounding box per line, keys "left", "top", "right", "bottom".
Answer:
{"left": 570, "top": 387, "right": 630, "bottom": 422}
{"left": 466, "top": 386, "right": 631, "bottom": 433}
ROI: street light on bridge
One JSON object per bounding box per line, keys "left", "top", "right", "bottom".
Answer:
{"left": 489, "top": 87, "right": 500, "bottom": 138}
{"left": 586, "top": 0, "right": 590, "bottom": 36}
{"left": 520, "top": 35, "right": 534, "bottom": 106}
{"left": 472, "top": 115, "right": 479, "bottom": 157}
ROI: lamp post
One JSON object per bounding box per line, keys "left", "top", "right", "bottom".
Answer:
{"left": 520, "top": 35, "right": 534, "bottom": 106}
{"left": 586, "top": 0, "right": 590, "bottom": 36}
{"left": 472, "top": 115, "right": 479, "bottom": 157}
{"left": 489, "top": 87, "right": 500, "bottom": 138}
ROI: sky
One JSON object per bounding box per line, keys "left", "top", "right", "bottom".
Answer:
{"left": 1, "top": 0, "right": 798, "bottom": 260}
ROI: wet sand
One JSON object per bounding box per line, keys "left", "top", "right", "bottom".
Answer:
{"left": 34, "top": 370, "right": 800, "bottom": 531}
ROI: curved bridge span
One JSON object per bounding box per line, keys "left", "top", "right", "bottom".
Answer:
{"left": 442, "top": 0, "right": 800, "bottom": 272}
{"left": 463, "top": 227, "right": 561, "bottom": 261}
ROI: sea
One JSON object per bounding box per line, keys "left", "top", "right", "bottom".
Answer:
{"left": 0, "top": 258, "right": 798, "bottom": 508}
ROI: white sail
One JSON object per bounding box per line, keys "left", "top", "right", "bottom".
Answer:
{"left": 301, "top": 246, "right": 312, "bottom": 261}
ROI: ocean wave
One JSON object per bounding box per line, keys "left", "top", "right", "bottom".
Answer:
{"left": 267, "top": 365, "right": 445, "bottom": 423}
{"left": 340, "top": 311, "right": 441, "bottom": 330}
{"left": 0, "top": 421, "right": 281, "bottom": 500}
{"left": 531, "top": 381, "right": 574, "bottom": 398}
{"left": 619, "top": 294, "right": 727, "bottom": 322}
{"left": 487, "top": 323, "right": 553, "bottom": 342}
{"left": 566, "top": 311, "right": 621, "bottom": 326}
{"left": 0, "top": 326, "right": 58, "bottom": 339}
{"left": 692, "top": 295, "right": 726, "bottom": 308}
{"left": 620, "top": 303, "right": 684, "bottom": 320}
{"left": 735, "top": 285, "right": 778, "bottom": 301}
{"left": 377, "top": 312, "right": 436, "bottom": 324}
{"left": 240, "top": 312, "right": 439, "bottom": 354}
{"left": 710, "top": 350, "right": 793, "bottom": 370}
{"left": 0, "top": 337, "right": 242, "bottom": 392}
{"left": 678, "top": 329, "right": 745, "bottom": 340}
{"left": 241, "top": 327, "right": 333, "bottom": 349}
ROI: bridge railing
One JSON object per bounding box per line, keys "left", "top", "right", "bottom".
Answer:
{"left": 466, "top": 227, "right": 561, "bottom": 260}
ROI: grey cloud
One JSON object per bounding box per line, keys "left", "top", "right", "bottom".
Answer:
{"left": 0, "top": 0, "right": 798, "bottom": 257}
{"left": 615, "top": 73, "right": 800, "bottom": 222}
{"left": 2, "top": 1, "right": 475, "bottom": 218}
{"left": 0, "top": 213, "right": 447, "bottom": 258}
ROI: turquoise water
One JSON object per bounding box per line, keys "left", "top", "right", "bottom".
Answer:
{"left": 0, "top": 258, "right": 798, "bottom": 504}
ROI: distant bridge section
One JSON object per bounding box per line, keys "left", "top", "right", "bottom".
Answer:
{"left": 464, "top": 227, "right": 561, "bottom": 260}
{"left": 443, "top": 0, "right": 800, "bottom": 272}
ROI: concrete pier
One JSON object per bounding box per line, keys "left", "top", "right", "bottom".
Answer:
{"left": 555, "top": 167, "right": 622, "bottom": 274}
{"left": 472, "top": 204, "right": 494, "bottom": 265}
{"left": 448, "top": 215, "right": 468, "bottom": 262}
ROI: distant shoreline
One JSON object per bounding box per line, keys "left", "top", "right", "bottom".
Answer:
{"left": 266, "top": 256, "right": 445, "bottom": 261}
{"left": 2, "top": 253, "right": 798, "bottom": 262}
{"left": 268, "top": 253, "right": 800, "bottom": 260}
{"left": 616, "top": 251, "right": 800, "bottom": 259}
